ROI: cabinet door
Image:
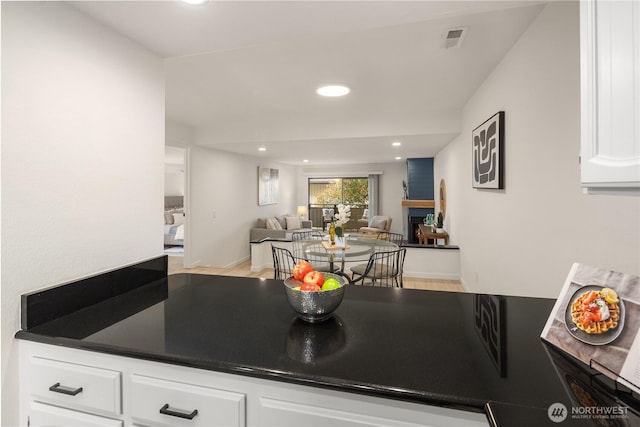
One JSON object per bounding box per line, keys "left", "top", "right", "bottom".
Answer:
{"left": 28, "top": 355, "right": 121, "bottom": 416}
{"left": 29, "top": 401, "right": 122, "bottom": 427}
{"left": 581, "top": 0, "right": 640, "bottom": 191}
{"left": 130, "top": 374, "right": 245, "bottom": 427}
{"left": 259, "top": 397, "right": 488, "bottom": 427}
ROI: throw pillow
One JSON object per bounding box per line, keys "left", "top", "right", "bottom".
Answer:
{"left": 266, "top": 217, "right": 283, "bottom": 230}
{"left": 285, "top": 216, "right": 301, "bottom": 230}
{"left": 362, "top": 208, "right": 369, "bottom": 219}
{"left": 173, "top": 212, "right": 185, "bottom": 225}
{"left": 277, "top": 215, "right": 288, "bottom": 229}
{"left": 369, "top": 216, "right": 387, "bottom": 230}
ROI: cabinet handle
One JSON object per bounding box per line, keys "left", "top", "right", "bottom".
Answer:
{"left": 159, "top": 403, "right": 198, "bottom": 420}
{"left": 48, "top": 382, "right": 83, "bottom": 396}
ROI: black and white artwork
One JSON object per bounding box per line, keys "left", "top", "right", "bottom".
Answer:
{"left": 258, "top": 167, "right": 279, "bottom": 205}
{"left": 472, "top": 111, "right": 504, "bottom": 189}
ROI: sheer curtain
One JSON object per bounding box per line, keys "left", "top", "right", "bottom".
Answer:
{"left": 368, "top": 174, "right": 380, "bottom": 218}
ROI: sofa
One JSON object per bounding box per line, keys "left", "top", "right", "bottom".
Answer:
{"left": 250, "top": 214, "right": 313, "bottom": 241}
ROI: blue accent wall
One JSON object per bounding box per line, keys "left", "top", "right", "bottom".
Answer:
{"left": 407, "top": 158, "right": 434, "bottom": 218}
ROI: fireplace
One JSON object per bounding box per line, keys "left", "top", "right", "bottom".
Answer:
{"left": 408, "top": 216, "right": 424, "bottom": 244}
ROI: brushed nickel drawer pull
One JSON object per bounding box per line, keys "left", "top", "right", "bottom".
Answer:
{"left": 48, "top": 382, "right": 83, "bottom": 396}
{"left": 160, "top": 403, "right": 198, "bottom": 420}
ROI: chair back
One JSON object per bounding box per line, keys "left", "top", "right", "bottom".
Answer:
{"left": 271, "top": 246, "right": 297, "bottom": 280}
{"left": 291, "top": 230, "right": 323, "bottom": 241}
{"left": 376, "top": 231, "right": 404, "bottom": 246}
{"left": 354, "top": 248, "right": 406, "bottom": 288}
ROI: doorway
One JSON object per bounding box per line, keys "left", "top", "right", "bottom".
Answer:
{"left": 164, "top": 146, "right": 186, "bottom": 269}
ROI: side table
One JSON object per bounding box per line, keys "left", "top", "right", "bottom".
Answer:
{"left": 418, "top": 224, "right": 449, "bottom": 245}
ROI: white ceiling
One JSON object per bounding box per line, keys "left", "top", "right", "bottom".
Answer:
{"left": 70, "top": 1, "right": 547, "bottom": 165}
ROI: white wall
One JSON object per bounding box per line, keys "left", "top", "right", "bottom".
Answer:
{"left": 434, "top": 1, "right": 640, "bottom": 298}
{"left": 187, "top": 145, "right": 298, "bottom": 268}
{"left": 296, "top": 162, "right": 407, "bottom": 235}
{"left": 1, "top": 3, "right": 164, "bottom": 425}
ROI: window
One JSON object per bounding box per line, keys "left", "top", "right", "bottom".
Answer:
{"left": 307, "top": 178, "right": 368, "bottom": 229}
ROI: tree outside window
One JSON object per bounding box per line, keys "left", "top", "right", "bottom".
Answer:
{"left": 308, "top": 178, "right": 368, "bottom": 228}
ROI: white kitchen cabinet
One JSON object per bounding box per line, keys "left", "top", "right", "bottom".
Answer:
{"left": 19, "top": 341, "right": 488, "bottom": 427}
{"left": 130, "top": 374, "right": 245, "bottom": 427}
{"left": 28, "top": 355, "right": 122, "bottom": 417}
{"left": 581, "top": 0, "right": 640, "bottom": 193}
{"left": 28, "top": 401, "right": 122, "bottom": 427}
{"left": 259, "top": 397, "right": 488, "bottom": 427}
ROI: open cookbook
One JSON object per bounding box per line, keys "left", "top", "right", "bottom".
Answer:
{"left": 541, "top": 263, "right": 640, "bottom": 394}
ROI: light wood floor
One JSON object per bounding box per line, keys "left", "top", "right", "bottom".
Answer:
{"left": 167, "top": 256, "right": 464, "bottom": 293}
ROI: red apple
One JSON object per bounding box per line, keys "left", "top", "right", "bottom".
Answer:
{"left": 303, "top": 270, "right": 325, "bottom": 288}
{"left": 292, "top": 260, "right": 313, "bottom": 281}
{"left": 300, "top": 282, "right": 322, "bottom": 292}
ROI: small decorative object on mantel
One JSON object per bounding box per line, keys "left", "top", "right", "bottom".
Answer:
{"left": 402, "top": 180, "right": 408, "bottom": 199}
{"left": 472, "top": 111, "right": 504, "bottom": 189}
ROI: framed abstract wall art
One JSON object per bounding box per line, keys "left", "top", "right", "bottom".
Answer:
{"left": 258, "top": 167, "right": 279, "bottom": 205}
{"left": 472, "top": 111, "right": 504, "bottom": 189}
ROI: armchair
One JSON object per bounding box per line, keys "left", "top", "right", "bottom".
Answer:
{"left": 359, "top": 216, "right": 392, "bottom": 236}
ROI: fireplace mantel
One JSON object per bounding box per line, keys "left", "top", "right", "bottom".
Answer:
{"left": 401, "top": 199, "right": 435, "bottom": 208}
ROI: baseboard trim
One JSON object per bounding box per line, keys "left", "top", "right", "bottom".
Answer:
{"left": 403, "top": 271, "right": 460, "bottom": 281}
{"left": 222, "top": 256, "right": 250, "bottom": 269}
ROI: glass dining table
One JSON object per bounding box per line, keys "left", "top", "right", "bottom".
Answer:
{"left": 291, "top": 234, "right": 399, "bottom": 273}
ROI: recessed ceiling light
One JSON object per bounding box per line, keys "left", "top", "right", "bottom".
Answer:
{"left": 182, "top": 0, "right": 207, "bottom": 5}
{"left": 316, "top": 85, "right": 350, "bottom": 97}
{"left": 392, "top": 141, "right": 401, "bottom": 147}
{"left": 303, "top": 159, "right": 309, "bottom": 163}
{"left": 258, "top": 147, "right": 266, "bottom": 152}
{"left": 395, "top": 156, "right": 402, "bottom": 160}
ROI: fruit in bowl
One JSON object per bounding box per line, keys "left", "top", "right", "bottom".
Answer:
{"left": 284, "top": 263, "right": 347, "bottom": 323}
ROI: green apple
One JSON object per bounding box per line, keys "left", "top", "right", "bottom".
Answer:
{"left": 322, "top": 278, "right": 341, "bottom": 291}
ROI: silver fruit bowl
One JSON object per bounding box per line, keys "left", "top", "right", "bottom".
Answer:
{"left": 283, "top": 273, "right": 347, "bottom": 323}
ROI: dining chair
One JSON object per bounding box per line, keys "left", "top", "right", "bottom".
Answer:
{"left": 292, "top": 240, "right": 340, "bottom": 273}
{"left": 271, "top": 246, "right": 297, "bottom": 280}
{"left": 350, "top": 248, "right": 406, "bottom": 288}
{"left": 291, "top": 230, "right": 324, "bottom": 241}
{"left": 376, "top": 231, "right": 404, "bottom": 247}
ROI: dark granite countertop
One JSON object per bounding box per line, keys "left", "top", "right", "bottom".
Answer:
{"left": 16, "top": 265, "right": 640, "bottom": 425}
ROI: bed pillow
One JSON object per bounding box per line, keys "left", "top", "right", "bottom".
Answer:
{"left": 266, "top": 217, "right": 283, "bottom": 230}
{"left": 285, "top": 216, "right": 301, "bottom": 230}
{"left": 173, "top": 212, "right": 185, "bottom": 225}
{"left": 164, "top": 210, "right": 174, "bottom": 225}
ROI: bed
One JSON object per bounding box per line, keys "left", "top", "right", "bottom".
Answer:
{"left": 164, "top": 196, "right": 184, "bottom": 246}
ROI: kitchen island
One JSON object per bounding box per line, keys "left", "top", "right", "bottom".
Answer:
{"left": 16, "top": 257, "right": 638, "bottom": 426}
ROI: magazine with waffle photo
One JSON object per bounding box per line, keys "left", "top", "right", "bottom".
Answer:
{"left": 541, "top": 263, "right": 640, "bottom": 394}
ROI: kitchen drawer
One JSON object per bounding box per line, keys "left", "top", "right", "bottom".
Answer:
{"left": 131, "top": 374, "right": 245, "bottom": 427}
{"left": 29, "top": 401, "right": 123, "bottom": 427}
{"left": 28, "top": 356, "right": 121, "bottom": 416}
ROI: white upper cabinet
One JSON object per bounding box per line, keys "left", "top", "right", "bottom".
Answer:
{"left": 581, "top": 0, "right": 640, "bottom": 193}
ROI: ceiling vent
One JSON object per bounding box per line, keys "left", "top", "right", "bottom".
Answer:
{"left": 441, "top": 27, "right": 468, "bottom": 49}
